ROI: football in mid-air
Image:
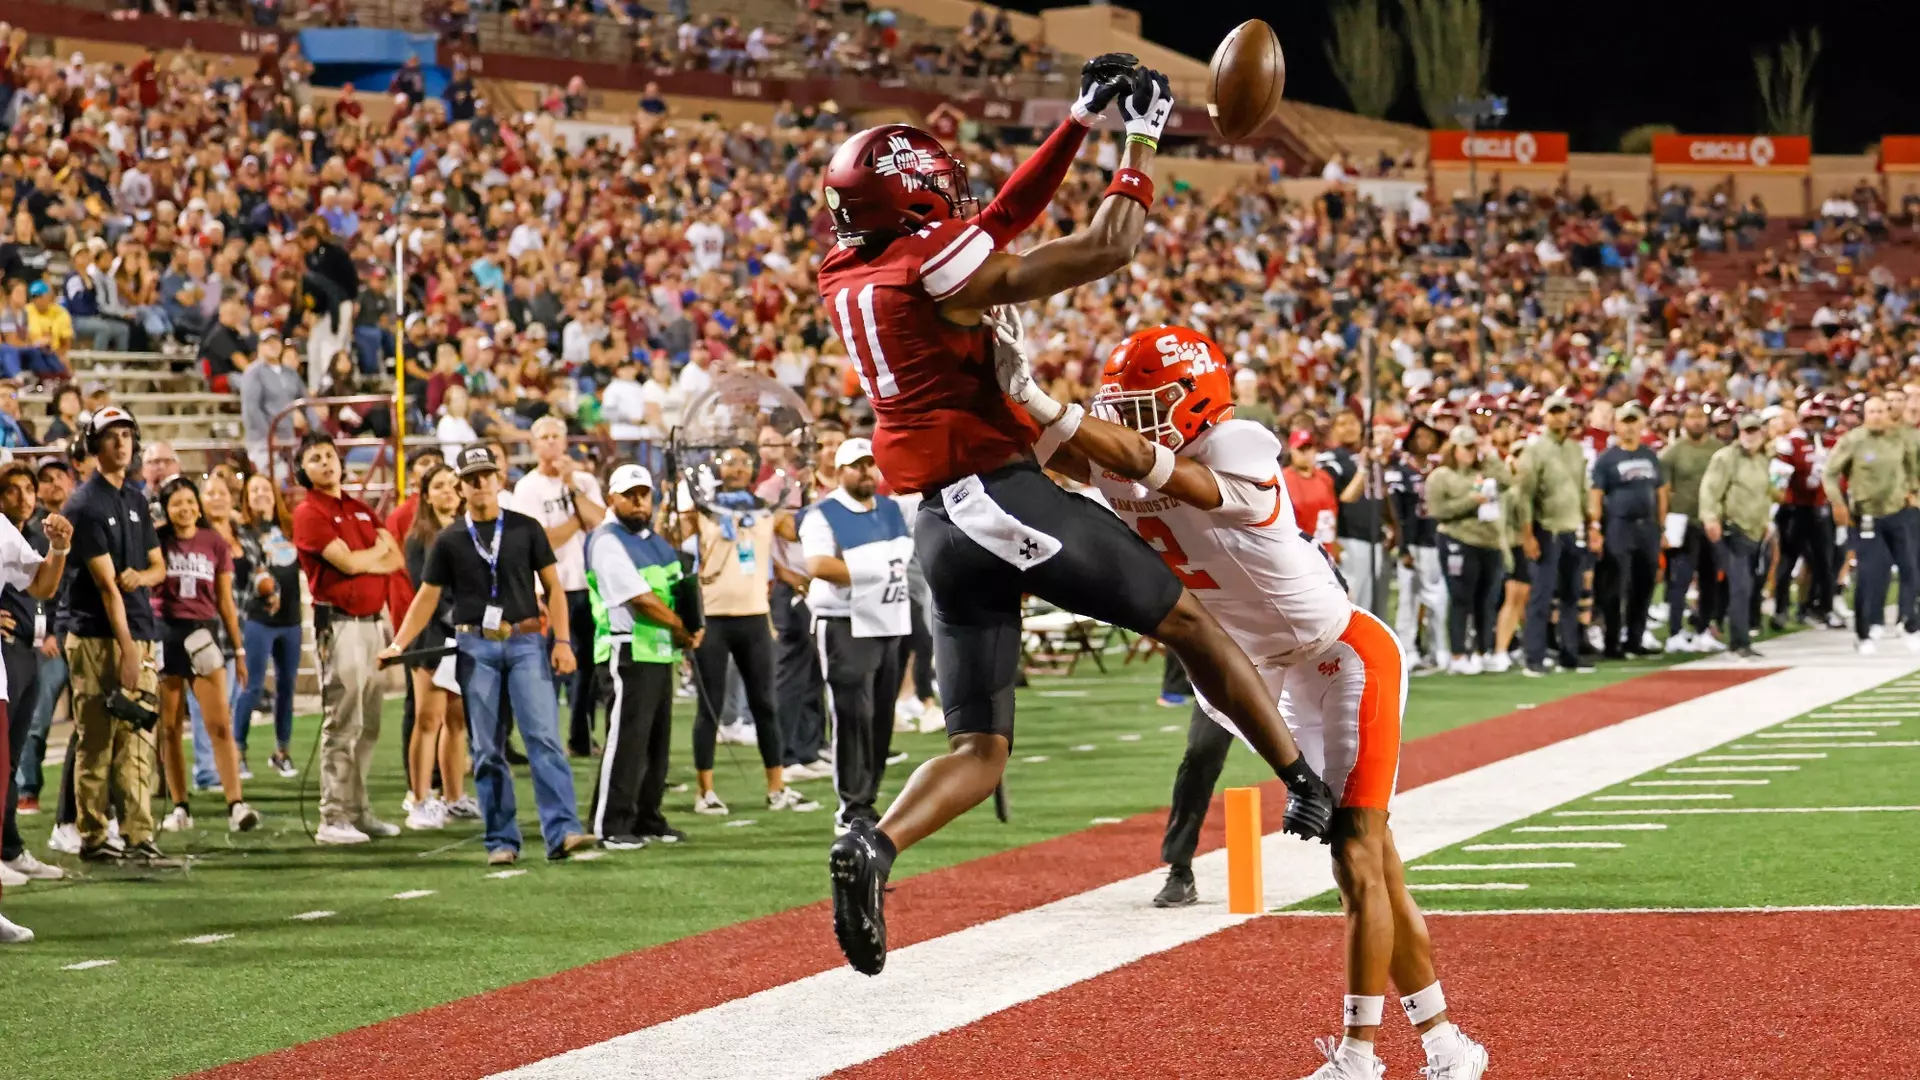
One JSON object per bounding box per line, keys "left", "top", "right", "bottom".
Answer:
{"left": 1206, "top": 19, "right": 1285, "bottom": 141}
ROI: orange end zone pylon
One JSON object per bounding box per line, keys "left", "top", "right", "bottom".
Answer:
{"left": 1224, "top": 786, "right": 1264, "bottom": 915}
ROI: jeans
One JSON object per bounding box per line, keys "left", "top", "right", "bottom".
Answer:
{"left": 353, "top": 325, "right": 393, "bottom": 376}
{"left": 0, "top": 345, "right": 65, "bottom": 378}
{"left": 17, "top": 653, "right": 67, "bottom": 796}
{"left": 234, "top": 621, "right": 302, "bottom": 753}
{"left": 132, "top": 304, "right": 174, "bottom": 343}
{"left": 455, "top": 631, "right": 584, "bottom": 856}
{"left": 71, "top": 314, "right": 132, "bottom": 352}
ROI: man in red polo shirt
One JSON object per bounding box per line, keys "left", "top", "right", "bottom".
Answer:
{"left": 292, "top": 433, "right": 405, "bottom": 845}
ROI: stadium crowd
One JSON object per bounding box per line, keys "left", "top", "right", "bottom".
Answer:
{"left": 7, "top": 26, "right": 1920, "bottom": 947}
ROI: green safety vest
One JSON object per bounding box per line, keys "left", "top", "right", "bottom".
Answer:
{"left": 587, "top": 533, "right": 684, "bottom": 666}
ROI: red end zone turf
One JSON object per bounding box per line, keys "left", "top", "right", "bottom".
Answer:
{"left": 831, "top": 909, "right": 1920, "bottom": 1079}
{"left": 194, "top": 668, "right": 1770, "bottom": 1080}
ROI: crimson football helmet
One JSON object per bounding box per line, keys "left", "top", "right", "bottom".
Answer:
{"left": 1093, "top": 325, "right": 1235, "bottom": 451}
{"left": 822, "top": 125, "right": 977, "bottom": 246}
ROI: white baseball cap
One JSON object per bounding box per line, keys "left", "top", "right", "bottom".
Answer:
{"left": 608, "top": 463, "right": 654, "bottom": 494}
{"left": 834, "top": 438, "right": 876, "bottom": 468}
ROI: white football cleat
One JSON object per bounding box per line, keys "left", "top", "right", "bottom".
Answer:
{"left": 1296, "top": 1037, "right": 1385, "bottom": 1080}
{"left": 1421, "top": 1033, "right": 1490, "bottom": 1079}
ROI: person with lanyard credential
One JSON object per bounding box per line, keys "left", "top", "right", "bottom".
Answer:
{"left": 384, "top": 445, "right": 598, "bottom": 866}
{"left": 797, "top": 438, "right": 914, "bottom": 836}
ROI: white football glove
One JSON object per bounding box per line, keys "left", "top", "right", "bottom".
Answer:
{"left": 986, "top": 305, "right": 1063, "bottom": 426}
{"left": 1120, "top": 68, "right": 1175, "bottom": 143}
{"left": 1071, "top": 52, "right": 1139, "bottom": 125}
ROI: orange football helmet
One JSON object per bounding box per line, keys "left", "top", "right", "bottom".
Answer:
{"left": 1093, "top": 325, "right": 1235, "bottom": 451}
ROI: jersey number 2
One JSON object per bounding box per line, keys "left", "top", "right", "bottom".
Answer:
{"left": 1136, "top": 516, "right": 1220, "bottom": 590}
{"left": 833, "top": 283, "right": 898, "bottom": 401}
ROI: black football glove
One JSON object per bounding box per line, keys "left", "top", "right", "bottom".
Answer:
{"left": 1119, "top": 67, "right": 1175, "bottom": 145}
{"left": 1072, "top": 51, "right": 1139, "bottom": 124}
{"left": 1278, "top": 756, "right": 1336, "bottom": 844}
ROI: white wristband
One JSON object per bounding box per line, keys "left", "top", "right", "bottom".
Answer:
{"left": 1143, "top": 442, "right": 1176, "bottom": 491}
{"left": 1033, "top": 403, "right": 1084, "bottom": 466}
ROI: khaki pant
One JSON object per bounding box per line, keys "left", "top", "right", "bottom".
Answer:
{"left": 318, "top": 617, "right": 387, "bottom": 826}
{"left": 69, "top": 636, "right": 161, "bottom": 848}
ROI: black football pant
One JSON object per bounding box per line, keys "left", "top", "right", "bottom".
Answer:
{"left": 1772, "top": 505, "right": 1834, "bottom": 619}
{"left": 690, "top": 615, "right": 783, "bottom": 771}
{"left": 1598, "top": 518, "right": 1659, "bottom": 653}
{"left": 1161, "top": 703, "right": 1235, "bottom": 871}
{"left": 817, "top": 618, "right": 903, "bottom": 826}
{"left": 591, "top": 653, "right": 674, "bottom": 840}
{"left": 771, "top": 580, "right": 826, "bottom": 768}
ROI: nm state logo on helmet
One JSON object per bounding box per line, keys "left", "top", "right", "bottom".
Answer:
{"left": 873, "top": 134, "right": 938, "bottom": 191}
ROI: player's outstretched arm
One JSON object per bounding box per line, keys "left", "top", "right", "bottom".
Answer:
{"left": 940, "top": 69, "right": 1175, "bottom": 320}
{"left": 969, "top": 52, "right": 1136, "bottom": 246}
{"left": 986, "top": 307, "right": 1224, "bottom": 510}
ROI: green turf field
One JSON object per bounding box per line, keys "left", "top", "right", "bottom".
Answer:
{"left": 0, "top": 654, "right": 1651, "bottom": 1079}
{"left": 1286, "top": 672, "right": 1920, "bottom": 914}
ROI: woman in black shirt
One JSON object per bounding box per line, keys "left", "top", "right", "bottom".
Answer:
{"left": 232, "top": 472, "right": 306, "bottom": 779}
{"left": 401, "top": 463, "right": 473, "bottom": 829}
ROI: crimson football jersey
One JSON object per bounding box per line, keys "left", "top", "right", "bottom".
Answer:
{"left": 817, "top": 218, "right": 1040, "bottom": 494}
{"left": 1774, "top": 428, "right": 1829, "bottom": 507}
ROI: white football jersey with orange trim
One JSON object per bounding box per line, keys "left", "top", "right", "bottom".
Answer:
{"left": 1093, "top": 420, "right": 1351, "bottom": 666}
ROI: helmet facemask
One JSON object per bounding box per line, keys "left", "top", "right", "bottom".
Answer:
{"left": 1094, "top": 381, "right": 1192, "bottom": 450}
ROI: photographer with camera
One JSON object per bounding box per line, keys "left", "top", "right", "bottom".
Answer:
{"left": 62, "top": 407, "right": 166, "bottom": 864}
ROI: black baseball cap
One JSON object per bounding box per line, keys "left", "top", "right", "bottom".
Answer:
{"left": 456, "top": 445, "right": 501, "bottom": 479}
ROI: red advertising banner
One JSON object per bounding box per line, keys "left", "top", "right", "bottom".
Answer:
{"left": 1429, "top": 130, "right": 1569, "bottom": 166}
{"left": 1652, "top": 134, "right": 1811, "bottom": 170}
{"left": 1880, "top": 137, "right": 1920, "bottom": 172}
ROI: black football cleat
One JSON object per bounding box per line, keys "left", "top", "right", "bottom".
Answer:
{"left": 1152, "top": 865, "right": 1198, "bottom": 908}
{"left": 829, "top": 821, "right": 893, "bottom": 976}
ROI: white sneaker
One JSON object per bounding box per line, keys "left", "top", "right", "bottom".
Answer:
{"left": 885, "top": 750, "right": 909, "bottom": 766}
{"left": 1857, "top": 638, "right": 1878, "bottom": 656}
{"left": 106, "top": 820, "right": 124, "bottom": 852}
{"left": 1649, "top": 601, "right": 1670, "bottom": 624}
{"left": 406, "top": 799, "right": 448, "bottom": 831}
{"left": 895, "top": 696, "right": 925, "bottom": 722}
{"left": 693, "top": 791, "right": 729, "bottom": 816}
{"left": 229, "top": 802, "right": 261, "bottom": 833}
{"left": 315, "top": 822, "right": 371, "bottom": 845}
{"left": 1483, "top": 651, "right": 1512, "bottom": 673}
{"left": 766, "top": 787, "right": 821, "bottom": 812}
{"left": 1446, "top": 657, "right": 1475, "bottom": 676}
{"left": 1695, "top": 629, "right": 1727, "bottom": 653}
{"left": 401, "top": 792, "right": 419, "bottom": 816}
{"left": 917, "top": 709, "right": 946, "bottom": 734}
{"left": 4, "top": 852, "right": 66, "bottom": 881}
{"left": 238, "top": 759, "right": 254, "bottom": 781}
{"left": 0, "top": 862, "right": 28, "bottom": 888}
{"left": 1463, "top": 653, "right": 1484, "bottom": 675}
{"left": 717, "top": 722, "right": 758, "bottom": 746}
{"left": 1641, "top": 629, "right": 1662, "bottom": 652}
{"left": 161, "top": 806, "right": 194, "bottom": 833}
{"left": 1665, "top": 630, "right": 1694, "bottom": 654}
{"left": 892, "top": 714, "right": 918, "bottom": 733}
{"left": 1421, "top": 1033, "right": 1490, "bottom": 1079}
{"left": 0, "top": 914, "right": 33, "bottom": 944}
{"left": 782, "top": 760, "right": 833, "bottom": 783}
{"left": 1585, "top": 623, "right": 1606, "bottom": 652}
{"left": 446, "top": 795, "right": 482, "bottom": 820}
{"left": 1869, "top": 624, "right": 1885, "bottom": 641}
{"left": 1904, "top": 630, "right": 1920, "bottom": 654}
{"left": 48, "top": 824, "right": 82, "bottom": 855}
{"left": 1296, "top": 1036, "right": 1386, "bottom": 1080}
{"left": 356, "top": 816, "right": 402, "bottom": 838}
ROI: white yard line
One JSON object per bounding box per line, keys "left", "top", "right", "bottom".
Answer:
{"left": 1731, "top": 741, "right": 1920, "bottom": 750}
{"left": 1807, "top": 712, "right": 1919, "bottom": 719}
{"left": 1406, "top": 883, "right": 1530, "bottom": 892}
{"left": 1409, "top": 862, "right": 1576, "bottom": 871}
{"left": 1697, "top": 753, "right": 1827, "bottom": 761}
{"left": 1556, "top": 806, "right": 1920, "bottom": 816}
{"left": 1667, "top": 765, "right": 1799, "bottom": 772}
{"left": 1464, "top": 842, "right": 1623, "bottom": 850}
{"left": 61, "top": 960, "right": 117, "bottom": 971}
{"left": 390, "top": 890, "right": 437, "bottom": 901}
{"left": 1513, "top": 823, "right": 1669, "bottom": 832}
{"left": 1755, "top": 730, "right": 1878, "bottom": 738}
{"left": 1632, "top": 779, "right": 1770, "bottom": 786}
{"left": 489, "top": 663, "right": 1900, "bottom": 1080}
{"left": 288, "top": 910, "right": 335, "bottom": 921}
{"left": 1782, "top": 720, "right": 1902, "bottom": 728}
{"left": 1591, "top": 793, "right": 1733, "bottom": 801}
{"left": 178, "top": 933, "right": 235, "bottom": 945}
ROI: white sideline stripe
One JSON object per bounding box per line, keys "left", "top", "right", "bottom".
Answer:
{"left": 1464, "top": 842, "right": 1623, "bottom": 850}
{"left": 1732, "top": 741, "right": 1920, "bottom": 750}
{"left": 1556, "top": 805, "right": 1920, "bottom": 817}
{"left": 1269, "top": 903, "right": 1920, "bottom": 918}
{"left": 1409, "top": 862, "right": 1575, "bottom": 871}
{"left": 1808, "top": 712, "right": 1919, "bottom": 719}
{"left": 1754, "top": 730, "right": 1877, "bottom": 738}
{"left": 288, "top": 910, "right": 335, "bottom": 921}
{"left": 1513, "top": 824, "right": 1668, "bottom": 832}
{"left": 485, "top": 664, "right": 1901, "bottom": 1080}
{"left": 1781, "top": 720, "right": 1901, "bottom": 728}
{"left": 179, "top": 933, "right": 235, "bottom": 945}
{"left": 1406, "top": 883, "right": 1530, "bottom": 892}
{"left": 1667, "top": 765, "right": 1799, "bottom": 772}
{"left": 62, "top": 959, "right": 117, "bottom": 971}
{"left": 1591, "top": 793, "right": 1733, "bottom": 801}
{"left": 1632, "top": 779, "right": 1770, "bottom": 786}
{"left": 390, "top": 890, "right": 436, "bottom": 900}
{"left": 1697, "top": 753, "right": 1827, "bottom": 761}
